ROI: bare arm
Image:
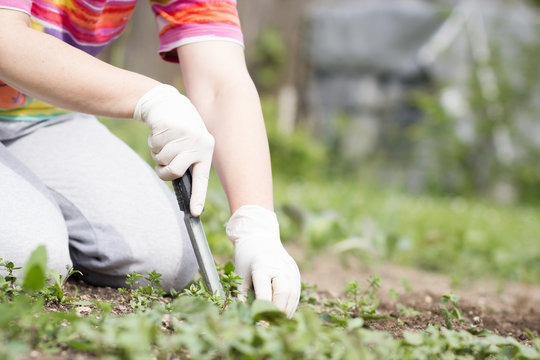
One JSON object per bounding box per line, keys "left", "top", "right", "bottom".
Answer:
{"left": 0, "top": 9, "right": 160, "bottom": 118}
{"left": 177, "top": 41, "right": 273, "bottom": 213}
{"left": 178, "top": 41, "right": 301, "bottom": 316}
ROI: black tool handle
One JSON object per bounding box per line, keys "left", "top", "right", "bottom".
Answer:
{"left": 172, "top": 168, "right": 193, "bottom": 214}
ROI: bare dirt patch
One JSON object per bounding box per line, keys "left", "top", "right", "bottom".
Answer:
{"left": 295, "top": 246, "right": 540, "bottom": 343}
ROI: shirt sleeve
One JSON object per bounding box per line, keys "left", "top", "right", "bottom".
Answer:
{"left": 148, "top": 0, "right": 244, "bottom": 63}
{"left": 0, "top": 0, "right": 32, "bottom": 15}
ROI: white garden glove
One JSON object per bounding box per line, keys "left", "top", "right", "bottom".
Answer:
{"left": 134, "top": 84, "right": 214, "bottom": 216}
{"left": 226, "top": 205, "right": 301, "bottom": 318}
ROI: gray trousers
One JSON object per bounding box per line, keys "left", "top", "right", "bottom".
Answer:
{"left": 0, "top": 113, "right": 197, "bottom": 291}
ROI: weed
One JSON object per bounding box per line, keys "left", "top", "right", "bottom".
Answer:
{"left": 180, "top": 261, "right": 242, "bottom": 313}
{"left": 300, "top": 282, "right": 319, "bottom": 305}
{"left": 440, "top": 293, "right": 464, "bottom": 330}
{"left": 389, "top": 288, "right": 400, "bottom": 300}
{"left": 0, "top": 259, "right": 22, "bottom": 300}
{"left": 40, "top": 267, "right": 82, "bottom": 303}
{"left": 0, "top": 259, "right": 20, "bottom": 285}
{"left": 322, "top": 276, "right": 388, "bottom": 326}
{"left": 397, "top": 303, "right": 419, "bottom": 317}
{"left": 21, "top": 245, "right": 47, "bottom": 291}
{"left": 119, "top": 270, "right": 166, "bottom": 310}
{"left": 0, "top": 249, "right": 539, "bottom": 359}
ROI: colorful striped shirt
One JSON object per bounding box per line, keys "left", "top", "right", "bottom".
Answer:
{"left": 0, "top": 0, "right": 243, "bottom": 121}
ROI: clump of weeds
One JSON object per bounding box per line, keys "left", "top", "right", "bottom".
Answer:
{"left": 321, "top": 275, "right": 389, "bottom": 326}
{"left": 119, "top": 270, "right": 166, "bottom": 310}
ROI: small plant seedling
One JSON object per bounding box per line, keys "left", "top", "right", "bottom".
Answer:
{"left": 440, "top": 293, "right": 464, "bottom": 330}
{"left": 22, "top": 245, "right": 48, "bottom": 291}
{"left": 400, "top": 277, "right": 413, "bottom": 292}
{"left": 180, "top": 261, "right": 242, "bottom": 311}
{"left": 0, "top": 259, "right": 21, "bottom": 285}
{"left": 40, "top": 267, "right": 83, "bottom": 303}
{"left": 120, "top": 270, "right": 166, "bottom": 310}
{"left": 397, "top": 303, "right": 419, "bottom": 317}
{"left": 389, "top": 288, "right": 400, "bottom": 300}
{"left": 0, "top": 258, "right": 23, "bottom": 299}
{"left": 323, "top": 276, "right": 387, "bottom": 326}
{"left": 300, "top": 282, "right": 319, "bottom": 305}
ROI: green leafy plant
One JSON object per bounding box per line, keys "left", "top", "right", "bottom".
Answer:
{"left": 397, "top": 303, "right": 420, "bottom": 318}
{"left": 389, "top": 288, "right": 400, "bottom": 300}
{"left": 119, "top": 270, "right": 166, "bottom": 310}
{"left": 21, "top": 245, "right": 47, "bottom": 291}
{"left": 1, "top": 248, "right": 539, "bottom": 360}
{"left": 440, "top": 293, "right": 464, "bottom": 330}
{"left": 180, "top": 261, "right": 242, "bottom": 312}
{"left": 322, "top": 276, "right": 388, "bottom": 326}
{"left": 0, "top": 259, "right": 22, "bottom": 300}
{"left": 40, "top": 267, "right": 82, "bottom": 303}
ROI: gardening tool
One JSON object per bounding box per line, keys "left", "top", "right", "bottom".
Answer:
{"left": 172, "top": 170, "right": 224, "bottom": 297}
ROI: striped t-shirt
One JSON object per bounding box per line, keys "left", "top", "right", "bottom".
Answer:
{"left": 0, "top": 0, "right": 243, "bottom": 121}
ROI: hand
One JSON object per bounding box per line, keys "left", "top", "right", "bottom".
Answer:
{"left": 226, "top": 205, "right": 301, "bottom": 317}
{"left": 134, "top": 84, "right": 214, "bottom": 216}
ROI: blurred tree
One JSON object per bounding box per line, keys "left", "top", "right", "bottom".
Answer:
{"left": 412, "top": 27, "right": 540, "bottom": 203}
{"left": 248, "top": 28, "right": 287, "bottom": 91}
{"left": 238, "top": 0, "right": 313, "bottom": 91}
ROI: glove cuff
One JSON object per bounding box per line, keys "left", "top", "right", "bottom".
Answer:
{"left": 133, "top": 84, "right": 180, "bottom": 122}
{"left": 225, "top": 205, "right": 281, "bottom": 245}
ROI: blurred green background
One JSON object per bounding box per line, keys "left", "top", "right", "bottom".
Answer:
{"left": 100, "top": 0, "right": 540, "bottom": 286}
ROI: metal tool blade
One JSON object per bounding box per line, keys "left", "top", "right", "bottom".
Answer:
{"left": 172, "top": 170, "right": 224, "bottom": 297}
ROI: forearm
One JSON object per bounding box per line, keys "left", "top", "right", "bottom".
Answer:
{"left": 193, "top": 79, "right": 274, "bottom": 213}
{"left": 0, "top": 10, "right": 159, "bottom": 118}
{"left": 177, "top": 42, "right": 274, "bottom": 213}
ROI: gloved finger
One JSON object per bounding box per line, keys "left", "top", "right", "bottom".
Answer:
{"left": 148, "top": 126, "right": 183, "bottom": 154}
{"left": 252, "top": 270, "right": 272, "bottom": 303}
{"left": 190, "top": 160, "right": 211, "bottom": 217}
{"left": 285, "top": 281, "right": 301, "bottom": 318}
{"left": 147, "top": 135, "right": 154, "bottom": 155}
{"left": 285, "top": 260, "right": 302, "bottom": 317}
{"left": 237, "top": 273, "right": 252, "bottom": 303}
{"left": 154, "top": 152, "right": 192, "bottom": 181}
{"left": 151, "top": 138, "right": 188, "bottom": 166}
{"left": 271, "top": 275, "right": 290, "bottom": 314}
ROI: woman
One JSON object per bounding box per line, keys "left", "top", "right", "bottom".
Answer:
{"left": 0, "top": 0, "right": 300, "bottom": 316}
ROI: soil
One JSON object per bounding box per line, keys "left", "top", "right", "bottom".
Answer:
{"left": 294, "top": 245, "right": 540, "bottom": 344}
{"left": 19, "top": 245, "right": 540, "bottom": 359}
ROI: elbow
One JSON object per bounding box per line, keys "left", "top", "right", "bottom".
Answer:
{"left": 188, "top": 71, "right": 257, "bottom": 108}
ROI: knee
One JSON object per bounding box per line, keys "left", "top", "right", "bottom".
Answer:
{"left": 0, "top": 192, "right": 72, "bottom": 282}
{"left": 65, "top": 168, "right": 200, "bottom": 292}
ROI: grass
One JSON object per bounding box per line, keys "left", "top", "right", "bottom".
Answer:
{"left": 272, "top": 176, "right": 540, "bottom": 285}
